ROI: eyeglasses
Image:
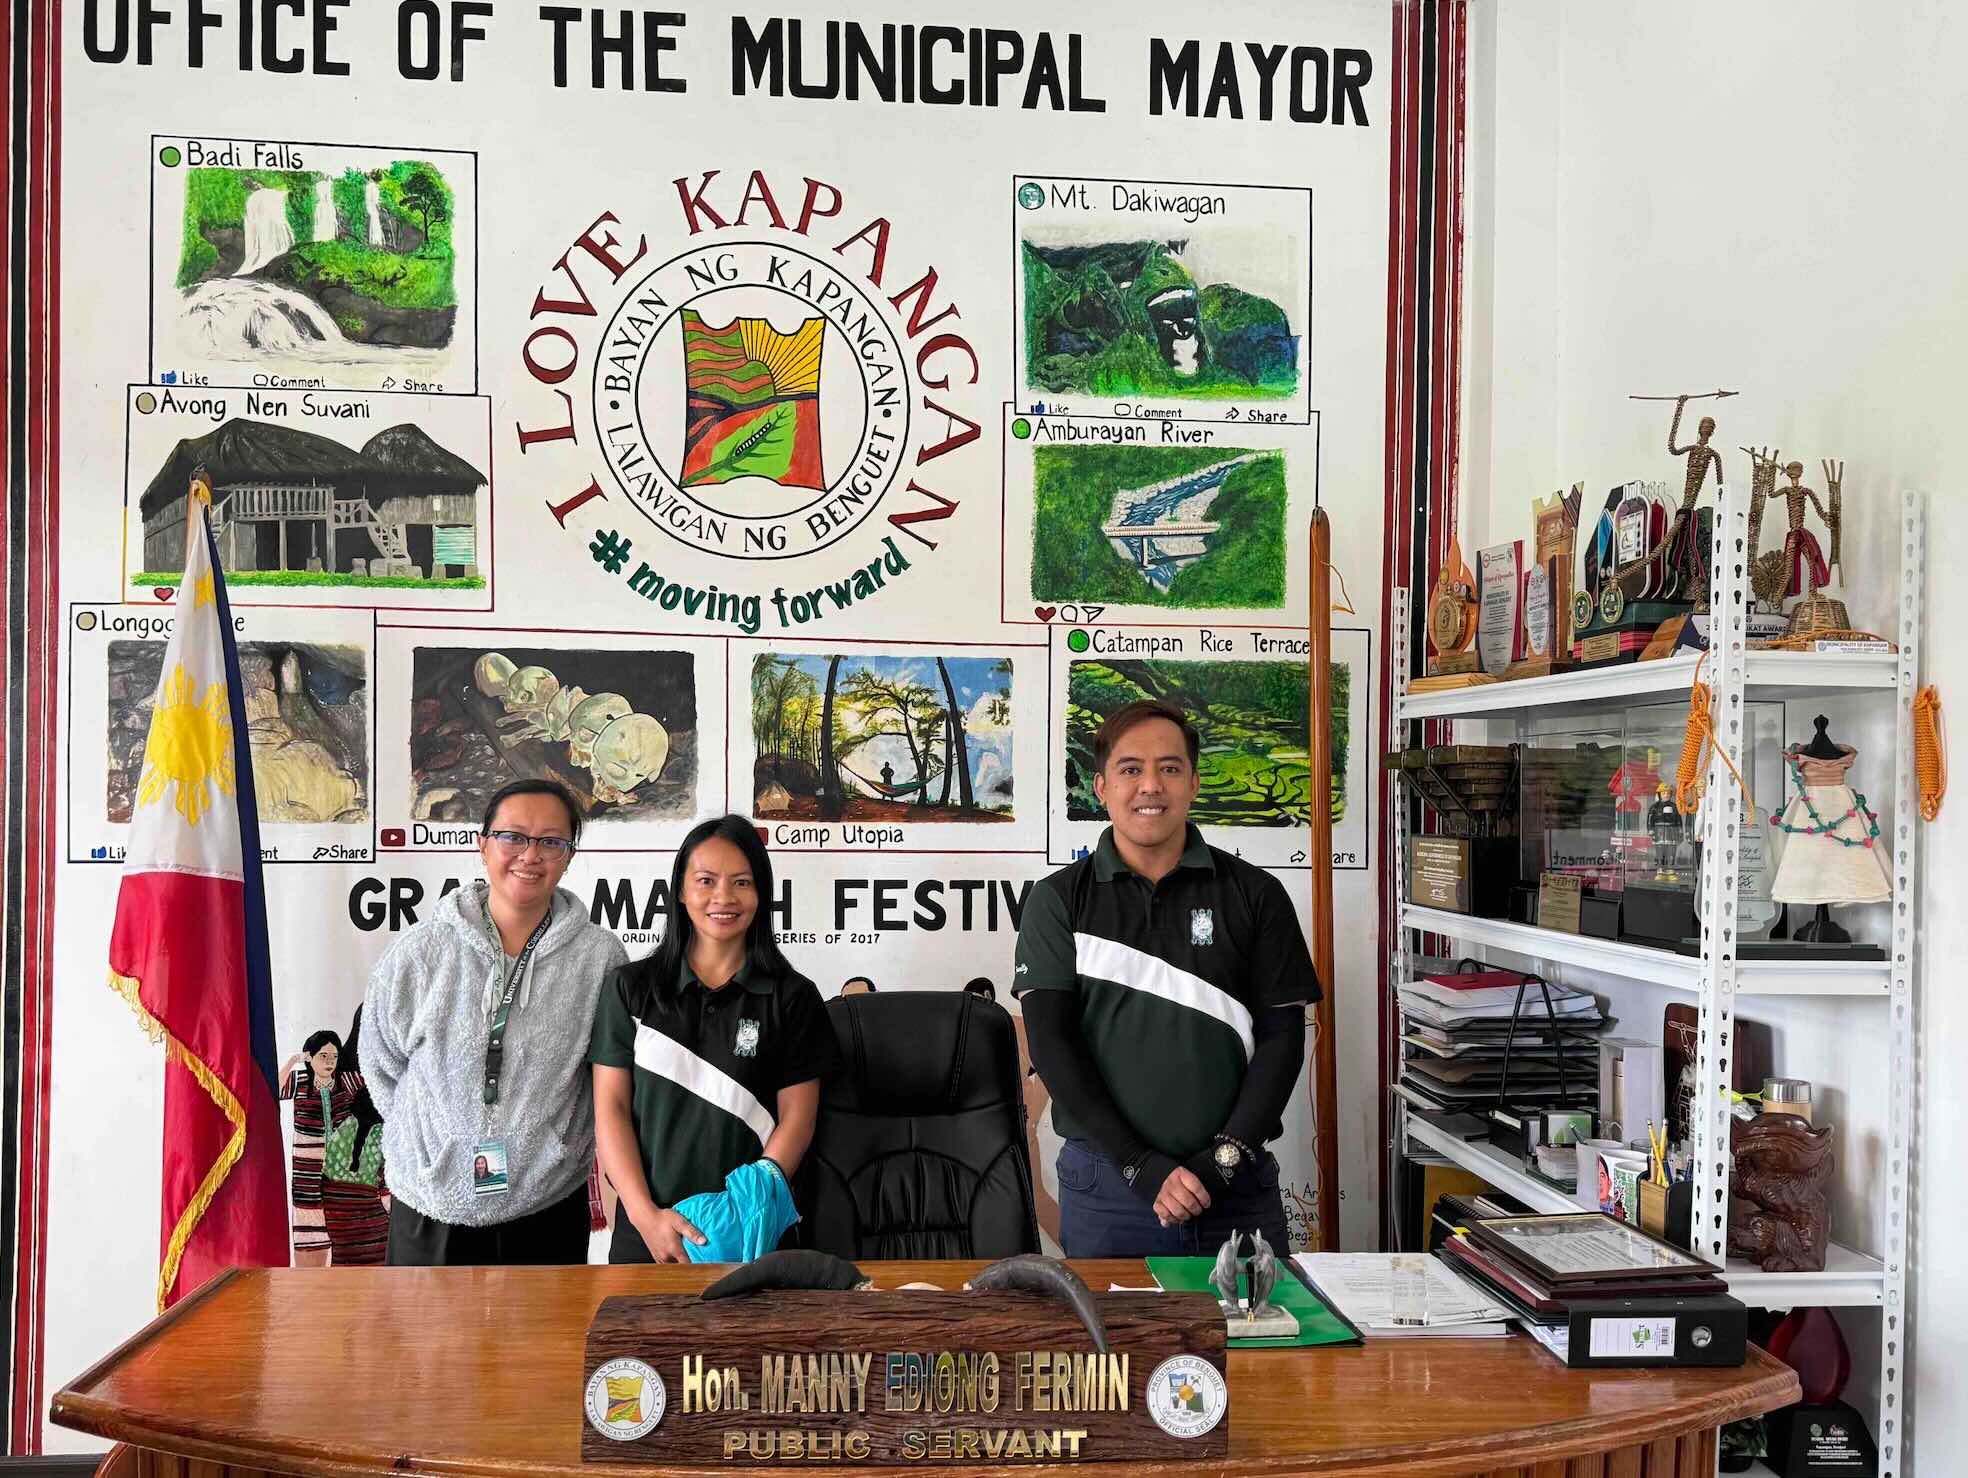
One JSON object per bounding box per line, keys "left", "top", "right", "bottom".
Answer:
{"left": 484, "top": 829, "right": 576, "bottom": 860}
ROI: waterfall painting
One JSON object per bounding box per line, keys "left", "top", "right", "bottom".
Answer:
{"left": 1011, "top": 175, "right": 1311, "bottom": 422}
{"left": 749, "top": 652, "right": 1016, "bottom": 825}
{"left": 152, "top": 136, "right": 477, "bottom": 394}
{"left": 1048, "top": 627, "right": 1371, "bottom": 870}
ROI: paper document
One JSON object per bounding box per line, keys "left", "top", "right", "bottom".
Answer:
{"left": 1293, "top": 1253, "right": 1514, "bottom": 1336}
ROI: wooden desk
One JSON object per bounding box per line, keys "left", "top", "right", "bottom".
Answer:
{"left": 52, "top": 1260, "right": 1798, "bottom": 1477}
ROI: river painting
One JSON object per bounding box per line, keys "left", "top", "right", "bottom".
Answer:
{"left": 1065, "top": 657, "right": 1350, "bottom": 829}
{"left": 1031, "top": 445, "right": 1287, "bottom": 608}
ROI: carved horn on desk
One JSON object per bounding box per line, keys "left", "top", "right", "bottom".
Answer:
{"left": 966, "top": 1253, "right": 1111, "bottom": 1353}
{"left": 700, "top": 1248, "right": 870, "bottom": 1298}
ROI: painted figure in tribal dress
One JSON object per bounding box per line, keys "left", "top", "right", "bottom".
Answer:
{"left": 279, "top": 1019, "right": 390, "bottom": 1265}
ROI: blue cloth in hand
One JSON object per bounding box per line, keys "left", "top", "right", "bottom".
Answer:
{"left": 675, "top": 1159, "right": 798, "bottom": 1263}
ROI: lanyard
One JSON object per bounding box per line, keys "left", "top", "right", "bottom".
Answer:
{"left": 482, "top": 895, "right": 553, "bottom": 1110}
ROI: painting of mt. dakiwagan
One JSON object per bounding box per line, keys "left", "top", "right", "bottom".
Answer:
{"left": 1022, "top": 238, "right": 1298, "bottom": 401}
{"left": 174, "top": 161, "right": 456, "bottom": 362}
{"left": 1066, "top": 658, "right": 1351, "bottom": 828}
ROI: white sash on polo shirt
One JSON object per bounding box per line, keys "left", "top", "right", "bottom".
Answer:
{"left": 1071, "top": 932, "right": 1255, "bottom": 1060}
{"left": 633, "top": 1020, "right": 776, "bottom": 1147}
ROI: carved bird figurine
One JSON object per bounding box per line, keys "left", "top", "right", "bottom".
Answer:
{"left": 1247, "top": 1229, "right": 1279, "bottom": 1320}
{"left": 1208, "top": 1232, "right": 1243, "bottom": 1312}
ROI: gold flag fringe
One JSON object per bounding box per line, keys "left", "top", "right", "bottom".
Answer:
{"left": 108, "top": 968, "right": 251, "bottom": 1312}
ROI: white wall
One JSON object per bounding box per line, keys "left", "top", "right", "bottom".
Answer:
{"left": 1463, "top": 0, "right": 1967, "bottom": 1465}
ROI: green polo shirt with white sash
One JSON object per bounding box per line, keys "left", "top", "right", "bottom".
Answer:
{"left": 1014, "top": 825, "right": 1320, "bottom": 1159}
{"left": 589, "top": 960, "right": 839, "bottom": 1210}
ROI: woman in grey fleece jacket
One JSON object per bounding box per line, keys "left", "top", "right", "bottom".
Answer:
{"left": 362, "top": 780, "right": 627, "bottom": 1265}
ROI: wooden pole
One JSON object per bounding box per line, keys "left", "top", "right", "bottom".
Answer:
{"left": 1308, "top": 510, "right": 1341, "bottom": 1250}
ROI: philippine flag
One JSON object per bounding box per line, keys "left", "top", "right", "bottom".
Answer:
{"left": 108, "top": 473, "right": 289, "bottom": 1309}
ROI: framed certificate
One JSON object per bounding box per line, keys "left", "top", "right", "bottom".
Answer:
{"left": 1466, "top": 1213, "right": 1719, "bottom": 1284}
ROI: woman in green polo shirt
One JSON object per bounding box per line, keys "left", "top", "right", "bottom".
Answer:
{"left": 590, "top": 814, "right": 841, "bottom": 1263}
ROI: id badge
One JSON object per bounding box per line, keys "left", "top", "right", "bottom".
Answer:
{"left": 472, "top": 1138, "right": 511, "bottom": 1198}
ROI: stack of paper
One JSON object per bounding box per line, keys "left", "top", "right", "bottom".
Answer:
{"left": 1396, "top": 967, "right": 1608, "bottom": 1117}
{"left": 1292, "top": 1253, "right": 1514, "bottom": 1338}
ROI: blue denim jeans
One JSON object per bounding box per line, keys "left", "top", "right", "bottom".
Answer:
{"left": 1055, "top": 1138, "right": 1290, "bottom": 1259}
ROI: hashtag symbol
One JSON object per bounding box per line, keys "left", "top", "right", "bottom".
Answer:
{"left": 589, "top": 529, "right": 632, "bottom": 573}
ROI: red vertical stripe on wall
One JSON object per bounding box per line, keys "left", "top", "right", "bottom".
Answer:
{"left": 1379, "top": 0, "right": 1465, "bottom": 1246}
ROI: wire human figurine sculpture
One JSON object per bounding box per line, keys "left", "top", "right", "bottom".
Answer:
{"left": 1745, "top": 448, "right": 1847, "bottom": 636}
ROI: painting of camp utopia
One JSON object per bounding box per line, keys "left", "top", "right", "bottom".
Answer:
{"left": 1012, "top": 175, "right": 1311, "bottom": 421}
{"left": 751, "top": 653, "right": 1015, "bottom": 826}
{"left": 151, "top": 137, "right": 476, "bottom": 394}
{"left": 122, "top": 385, "right": 493, "bottom": 608}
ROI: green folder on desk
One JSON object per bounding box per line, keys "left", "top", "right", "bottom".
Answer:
{"left": 1145, "top": 1256, "right": 1363, "bottom": 1348}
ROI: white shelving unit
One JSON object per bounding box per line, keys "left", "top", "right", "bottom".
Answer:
{"left": 1388, "top": 490, "right": 1922, "bottom": 1478}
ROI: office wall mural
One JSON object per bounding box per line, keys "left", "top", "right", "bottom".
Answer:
{"left": 25, "top": 3, "right": 1398, "bottom": 1443}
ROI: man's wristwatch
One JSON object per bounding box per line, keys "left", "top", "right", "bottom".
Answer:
{"left": 1211, "top": 1136, "right": 1250, "bottom": 1183}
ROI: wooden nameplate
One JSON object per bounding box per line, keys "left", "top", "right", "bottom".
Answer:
{"left": 581, "top": 1288, "right": 1228, "bottom": 1464}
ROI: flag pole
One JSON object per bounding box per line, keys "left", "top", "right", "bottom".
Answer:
{"left": 1308, "top": 510, "right": 1340, "bottom": 1250}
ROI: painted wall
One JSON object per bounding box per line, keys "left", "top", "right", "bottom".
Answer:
{"left": 43, "top": 2, "right": 1394, "bottom": 1452}
{"left": 1462, "top": 0, "right": 1964, "bottom": 1461}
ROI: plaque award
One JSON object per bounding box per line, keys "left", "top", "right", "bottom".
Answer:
{"left": 1506, "top": 488, "right": 1578, "bottom": 681}
{"left": 1477, "top": 540, "right": 1524, "bottom": 676}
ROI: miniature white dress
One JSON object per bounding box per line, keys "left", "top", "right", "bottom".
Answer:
{"left": 1768, "top": 745, "right": 1891, "bottom": 904}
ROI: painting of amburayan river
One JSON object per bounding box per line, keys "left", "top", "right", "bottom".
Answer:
{"left": 1031, "top": 445, "right": 1287, "bottom": 609}
{"left": 1065, "top": 657, "right": 1350, "bottom": 829}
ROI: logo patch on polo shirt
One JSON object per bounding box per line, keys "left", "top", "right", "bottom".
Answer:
{"left": 1190, "top": 908, "right": 1215, "bottom": 946}
{"left": 734, "top": 1018, "right": 760, "bottom": 1057}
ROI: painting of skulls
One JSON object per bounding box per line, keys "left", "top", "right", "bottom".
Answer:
{"left": 411, "top": 644, "right": 696, "bottom": 826}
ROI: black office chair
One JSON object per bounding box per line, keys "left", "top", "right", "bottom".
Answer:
{"left": 796, "top": 989, "right": 1040, "bottom": 1261}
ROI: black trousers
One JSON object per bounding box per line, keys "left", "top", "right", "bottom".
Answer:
{"left": 386, "top": 1186, "right": 591, "bottom": 1267}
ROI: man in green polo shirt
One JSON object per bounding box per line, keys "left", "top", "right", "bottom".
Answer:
{"left": 1015, "top": 699, "right": 1318, "bottom": 1256}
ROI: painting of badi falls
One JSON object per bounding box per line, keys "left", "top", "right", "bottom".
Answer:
{"left": 751, "top": 652, "right": 1015, "bottom": 830}
{"left": 152, "top": 136, "right": 476, "bottom": 393}
{"left": 406, "top": 644, "right": 699, "bottom": 843}
{"left": 1012, "top": 175, "right": 1310, "bottom": 421}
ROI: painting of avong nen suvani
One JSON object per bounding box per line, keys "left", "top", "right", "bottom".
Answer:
{"left": 753, "top": 653, "right": 1013, "bottom": 823}
{"left": 1032, "top": 445, "right": 1287, "bottom": 609}
{"left": 1066, "top": 658, "right": 1351, "bottom": 828}
{"left": 1022, "top": 235, "right": 1298, "bottom": 401}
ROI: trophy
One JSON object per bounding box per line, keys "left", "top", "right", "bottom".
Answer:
{"left": 1508, "top": 487, "right": 1579, "bottom": 679}
{"left": 1746, "top": 450, "right": 1849, "bottom": 640}
{"left": 1208, "top": 1230, "right": 1295, "bottom": 1338}
{"left": 1425, "top": 533, "right": 1479, "bottom": 676}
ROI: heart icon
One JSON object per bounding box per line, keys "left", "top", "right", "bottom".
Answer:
{"left": 153, "top": 587, "right": 175, "bottom": 602}
{"left": 1033, "top": 606, "right": 1057, "bottom": 622}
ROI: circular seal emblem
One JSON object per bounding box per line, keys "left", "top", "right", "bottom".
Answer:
{"left": 1016, "top": 182, "right": 1045, "bottom": 210}
{"left": 584, "top": 1357, "right": 666, "bottom": 1442}
{"left": 1145, "top": 1355, "right": 1228, "bottom": 1440}
{"left": 591, "top": 242, "right": 911, "bottom": 561}
{"left": 1598, "top": 583, "right": 1626, "bottom": 626}
{"left": 1571, "top": 587, "right": 1595, "bottom": 635}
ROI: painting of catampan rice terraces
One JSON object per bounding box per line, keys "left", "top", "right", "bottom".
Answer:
{"left": 1065, "top": 657, "right": 1351, "bottom": 828}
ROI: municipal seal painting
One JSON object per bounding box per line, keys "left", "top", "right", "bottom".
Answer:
{"left": 584, "top": 1357, "right": 666, "bottom": 1441}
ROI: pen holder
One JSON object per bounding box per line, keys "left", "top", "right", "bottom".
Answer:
{"left": 1638, "top": 1179, "right": 1669, "bottom": 1239}
{"left": 1637, "top": 1178, "right": 1696, "bottom": 1250}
